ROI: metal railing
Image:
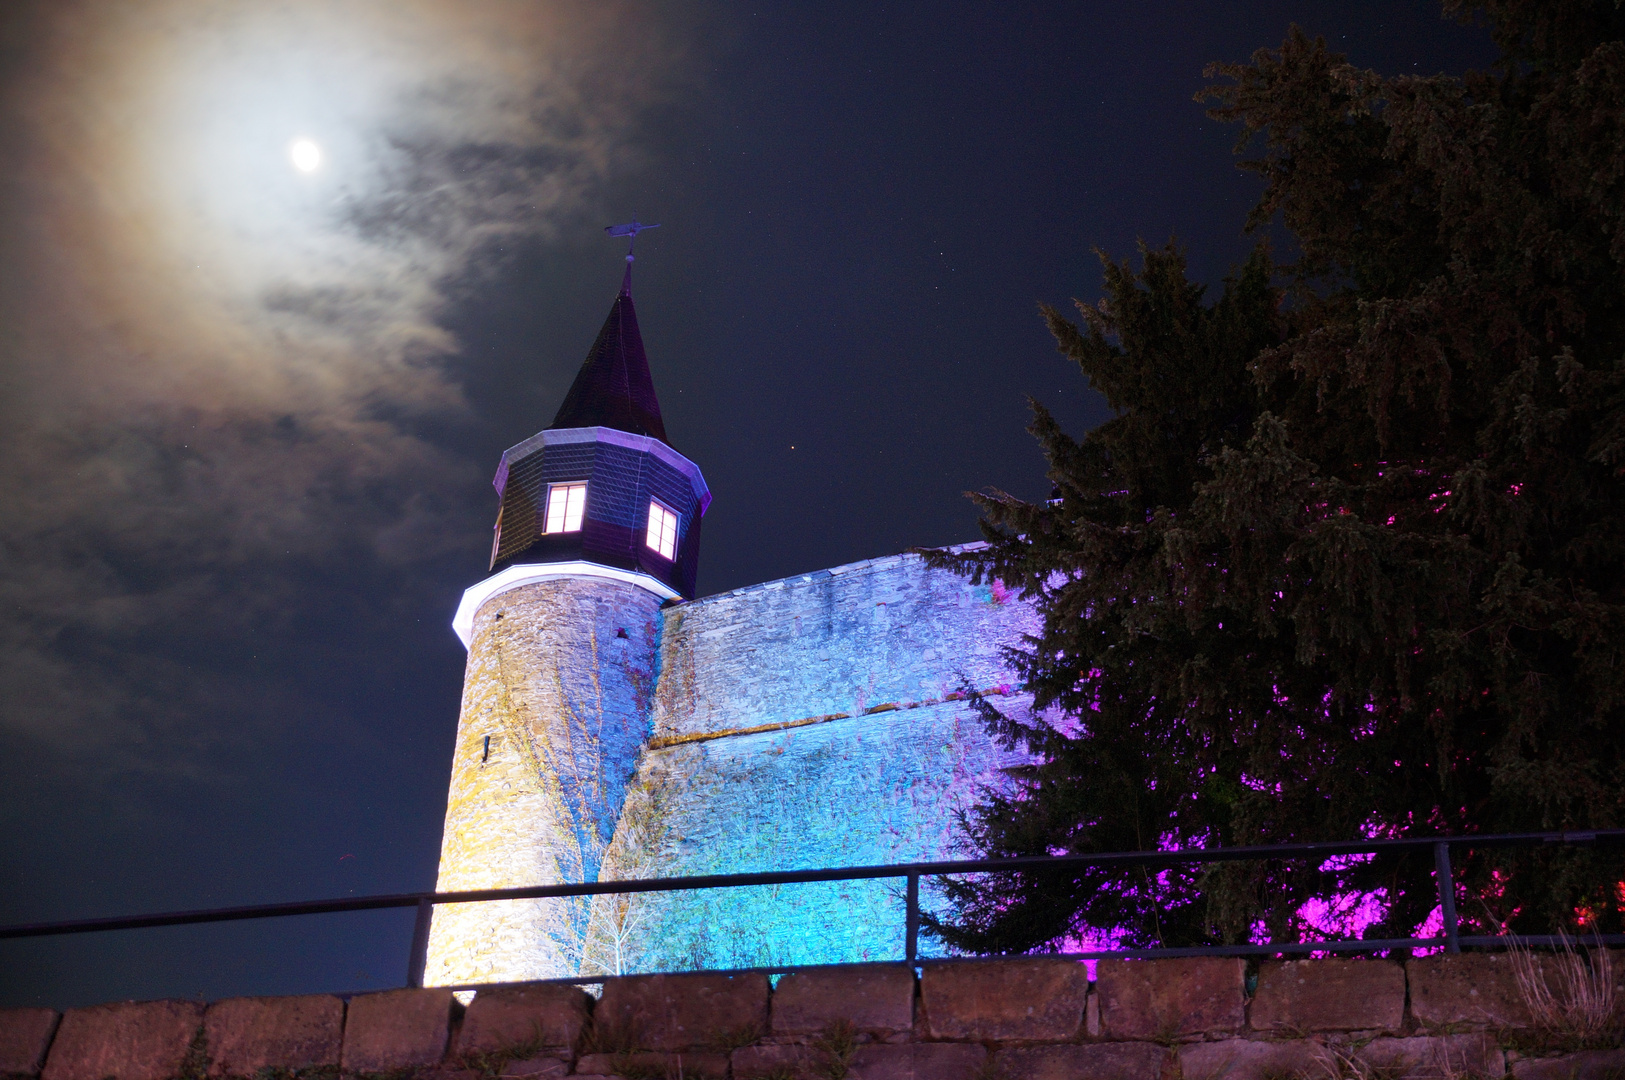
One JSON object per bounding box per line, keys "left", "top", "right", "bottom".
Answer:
{"left": 4, "top": 829, "right": 1622, "bottom": 991}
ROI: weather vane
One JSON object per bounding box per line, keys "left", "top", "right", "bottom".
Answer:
{"left": 605, "top": 218, "right": 659, "bottom": 262}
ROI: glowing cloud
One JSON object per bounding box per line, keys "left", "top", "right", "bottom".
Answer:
{"left": 0, "top": 0, "right": 695, "bottom": 763}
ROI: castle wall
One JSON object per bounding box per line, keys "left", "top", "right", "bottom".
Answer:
{"left": 650, "top": 551, "right": 1034, "bottom": 739}
{"left": 584, "top": 552, "right": 1039, "bottom": 975}
{"left": 426, "top": 577, "right": 664, "bottom": 987}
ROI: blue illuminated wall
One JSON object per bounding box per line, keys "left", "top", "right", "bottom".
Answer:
{"left": 577, "top": 550, "right": 1039, "bottom": 975}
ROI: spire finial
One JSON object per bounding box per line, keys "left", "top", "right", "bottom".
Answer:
{"left": 605, "top": 218, "right": 658, "bottom": 298}
{"left": 605, "top": 217, "right": 659, "bottom": 263}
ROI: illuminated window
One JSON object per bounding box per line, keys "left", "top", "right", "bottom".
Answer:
{"left": 544, "top": 482, "right": 587, "bottom": 533}
{"left": 646, "top": 500, "right": 679, "bottom": 560}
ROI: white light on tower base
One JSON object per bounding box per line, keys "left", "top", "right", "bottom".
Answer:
{"left": 289, "top": 139, "right": 321, "bottom": 172}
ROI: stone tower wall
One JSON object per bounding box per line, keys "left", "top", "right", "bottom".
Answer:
{"left": 426, "top": 577, "right": 665, "bottom": 987}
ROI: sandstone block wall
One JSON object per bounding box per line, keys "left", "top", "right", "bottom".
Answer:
{"left": 8, "top": 955, "right": 1623, "bottom": 1080}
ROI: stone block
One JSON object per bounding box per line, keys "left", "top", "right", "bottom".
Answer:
{"left": 848, "top": 1042, "right": 988, "bottom": 1080}
{"left": 1179, "top": 1039, "right": 1323, "bottom": 1080}
{"left": 1511, "top": 1051, "right": 1625, "bottom": 1080}
{"left": 993, "top": 1042, "right": 1170, "bottom": 1080}
{"left": 1251, "top": 959, "right": 1404, "bottom": 1032}
{"left": 733, "top": 1043, "right": 822, "bottom": 1078}
{"left": 202, "top": 995, "right": 342, "bottom": 1077}
{"left": 0, "top": 1009, "right": 59, "bottom": 1077}
{"left": 456, "top": 984, "right": 592, "bottom": 1057}
{"left": 341, "top": 988, "right": 455, "bottom": 1072}
{"left": 919, "top": 959, "right": 1086, "bottom": 1041}
{"left": 1358, "top": 1034, "right": 1505, "bottom": 1078}
{"left": 41, "top": 1000, "right": 204, "bottom": 1080}
{"left": 595, "top": 972, "right": 768, "bottom": 1051}
{"left": 496, "top": 1057, "right": 568, "bottom": 1078}
{"left": 1095, "top": 958, "right": 1245, "bottom": 1040}
{"left": 575, "top": 1050, "right": 729, "bottom": 1078}
{"left": 1410, "top": 953, "right": 1543, "bottom": 1029}
{"left": 771, "top": 965, "right": 914, "bottom": 1035}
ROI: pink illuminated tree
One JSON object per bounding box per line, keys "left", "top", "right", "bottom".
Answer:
{"left": 927, "top": 0, "right": 1625, "bottom": 952}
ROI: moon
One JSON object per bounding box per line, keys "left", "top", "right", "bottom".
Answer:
{"left": 289, "top": 139, "right": 321, "bottom": 173}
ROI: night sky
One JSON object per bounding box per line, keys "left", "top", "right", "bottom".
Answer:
{"left": 0, "top": 1, "right": 1494, "bottom": 1007}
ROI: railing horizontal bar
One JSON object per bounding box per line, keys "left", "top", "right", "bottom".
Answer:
{"left": 1049, "top": 938, "right": 1443, "bottom": 958}
{"left": 1459, "top": 934, "right": 1625, "bottom": 947}
{"left": 0, "top": 895, "right": 426, "bottom": 939}
{"left": 5, "top": 827, "right": 1621, "bottom": 942}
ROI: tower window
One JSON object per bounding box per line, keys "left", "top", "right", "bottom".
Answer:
{"left": 646, "top": 500, "right": 679, "bottom": 560}
{"left": 543, "top": 482, "right": 587, "bottom": 534}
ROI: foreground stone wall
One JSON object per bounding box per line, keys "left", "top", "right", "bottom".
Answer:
{"left": 8, "top": 955, "right": 1623, "bottom": 1080}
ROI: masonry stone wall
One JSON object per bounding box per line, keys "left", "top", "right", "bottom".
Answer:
{"left": 584, "top": 553, "right": 1040, "bottom": 975}
{"left": 427, "top": 578, "right": 665, "bottom": 988}
{"left": 430, "top": 551, "right": 1042, "bottom": 983}
{"left": 648, "top": 552, "right": 1038, "bottom": 739}
{"left": 9, "top": 955, "right": 1623, "bottom": 1080}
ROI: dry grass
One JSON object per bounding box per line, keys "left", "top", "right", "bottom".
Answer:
{"left": 609, "top": 1053, "right": 730, "bottom": 1080}
{"left": 1308, "top": 1038, "right": 1497, "bottom": 1080}
{"left": 1312, "top": 1045, "right": 1404, "bottom": 1080}
{"left": 178, "top": 1026, "right": 211, "bottom": 1080}
{"left": 712, "top": 1021, "right": 764, "bottom": 1052}
{"left": 1508, "top": 932, "right": 1620, "bottom": 1045}
{"left": 455, "top": 1025, "right": 553, "bottom": 1077}
{"left": 580, "top": 1015, "right": 644, "bottom": 1056}
{"left": 810, "top": 1019, "right": 857, "bottom": 1080}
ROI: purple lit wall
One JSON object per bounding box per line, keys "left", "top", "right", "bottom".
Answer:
{"left": 578, "top": 549, "right": 1040, "bottom": 973}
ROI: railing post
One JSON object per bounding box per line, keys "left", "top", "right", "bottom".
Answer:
{"left": 1434, "top": 841, "right": 1460, "bottom": 954}
{"left": 905, "top": 873, "right": 919, "bottom": 965}
{"left": 406, "top": 897, "right": 434, "bottom": 988}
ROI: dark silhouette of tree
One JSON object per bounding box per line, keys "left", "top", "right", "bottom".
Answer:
{"left": 926, "top": 0, "right": 1625, "bottom": 952}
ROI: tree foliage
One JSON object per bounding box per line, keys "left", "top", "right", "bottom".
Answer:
{"left": 927, "top": 1, "right": 1625, "bottom": 952}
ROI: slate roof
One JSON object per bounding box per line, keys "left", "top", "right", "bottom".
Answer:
{"left": 549, "top": 264, "right": 668, "bottom": 443}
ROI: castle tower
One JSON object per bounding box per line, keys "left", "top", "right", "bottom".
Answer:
{"left": 425, "top": 244, "right": 710, "bottom": 986}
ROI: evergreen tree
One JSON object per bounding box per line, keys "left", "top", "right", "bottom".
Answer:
{"left": 927, "top": 1, "right": 1625, "bottom": 952}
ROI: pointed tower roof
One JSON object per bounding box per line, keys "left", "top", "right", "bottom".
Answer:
{"left": 549, "top": 264, "right": 668, "bottom": 443}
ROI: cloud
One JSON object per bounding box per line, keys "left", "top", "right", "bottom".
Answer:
{"left": 0, "top": 0, "right": 692, "bottom": 772}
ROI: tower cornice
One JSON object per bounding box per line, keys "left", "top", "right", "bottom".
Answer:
{"left": 451, "top": 560, "right": 682, "bottom": 648}
{"left": 493, "top": 426, "right": 711, "bottom": 514}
